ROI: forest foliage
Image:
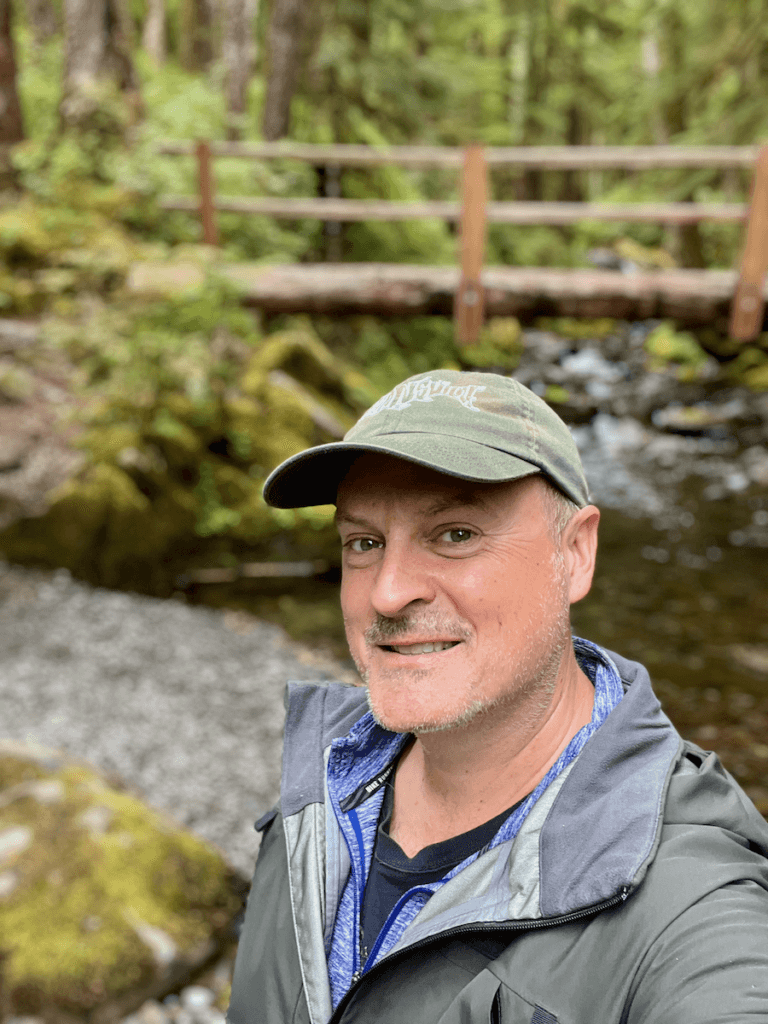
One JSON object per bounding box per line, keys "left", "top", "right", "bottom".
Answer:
{"left": 9, "top": 0, "right": 768, "bottom": 265}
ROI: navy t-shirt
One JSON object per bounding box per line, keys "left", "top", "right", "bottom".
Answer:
{"left": 360, "top": 779, "right": 526, "bottom": 964}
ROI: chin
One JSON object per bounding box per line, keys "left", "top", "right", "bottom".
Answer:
{"left": 366, "top": 686, "right": 494, "bottom": 735}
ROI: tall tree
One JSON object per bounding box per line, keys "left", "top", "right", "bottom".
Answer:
{"left": 60, "top": 0, "right": 141, "bottom": 130}
{"left": 179, "top": 0, "right": 215, "bottom": 72}
{"left": 0, "top": 0, "right": 25, "bottom": 191}
{"left": 222, "top": 0, "right": 258, "bottom": 139}
{"left": 262, "top": 0, "right": 306, "bottom": 140}
{"left": 23, "top": 0, "right": 59, "bottom": 46}
{"left": 142, "top": 0, "right": 166, "bottom": 65}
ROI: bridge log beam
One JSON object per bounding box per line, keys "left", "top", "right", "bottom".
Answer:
{"left": 127, "top": 262, "right": 758, "bottom": 331}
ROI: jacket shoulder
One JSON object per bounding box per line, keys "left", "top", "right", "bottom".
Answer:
{"left": 665, "top": 740, "right": 768, "bottom": 853}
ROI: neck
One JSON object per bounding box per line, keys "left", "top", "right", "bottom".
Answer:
{"left": 389, "top": 650, "right": 595, "bottom": 858}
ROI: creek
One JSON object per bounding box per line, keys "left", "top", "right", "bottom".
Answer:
{"left": 573, "top": 494, "right": 768, "bottom": 815}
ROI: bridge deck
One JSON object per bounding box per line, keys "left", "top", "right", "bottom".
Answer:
{"left": 127, "top": 263, "right": 757, "bottom": 330}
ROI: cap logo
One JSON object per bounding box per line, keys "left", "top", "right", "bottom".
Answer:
{"left": 360, "top": 376, "right": 487, "bottom": 421}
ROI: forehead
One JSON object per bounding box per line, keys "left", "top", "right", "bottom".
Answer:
{"left": 335, "top": 453, "right": 538, "bottom": 518}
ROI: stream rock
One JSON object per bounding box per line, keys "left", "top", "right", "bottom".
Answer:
{"left": 509, "top": 322, "right": 768, "bottom": 524}
{"left": 0, "top": 740, "right": 244, "bottom": 1024}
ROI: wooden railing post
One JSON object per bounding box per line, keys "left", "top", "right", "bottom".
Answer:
{"left": 455, "top": 145, "right": 488, "bottom": 345}
{"left": 730, "top": 143, "right": 768, "bottom": 340}
{"left": 196, "top": 140, "right": 219, "bottom": 246}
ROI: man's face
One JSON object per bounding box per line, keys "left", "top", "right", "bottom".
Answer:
{"left": 336, "top": 454, "right": 583, "bottom": 735}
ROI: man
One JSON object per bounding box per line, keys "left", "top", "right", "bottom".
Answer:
{"left": 228, "top": 369, "right": 768, "bottom": 1024}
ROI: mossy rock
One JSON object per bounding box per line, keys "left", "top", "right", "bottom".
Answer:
{"left": 0, "top": 740, "right": 243, "bottom": 1024}
{"left": 241, "top": 325, "right": 376, "bottom": 416}
{"left": 644, "top": 322, "right": 711, "bottom": 381}
{"left": 726, "top": 347, "right": 768, "bottom": 392}
{"left": 460, "top": 318, "right": 523, "bottom": 371}
{"left": 535, "top": 317, "right": 617, "bottom": 341}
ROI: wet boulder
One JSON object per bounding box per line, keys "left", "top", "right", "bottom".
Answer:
{"left": 0, "top": 740, "right": 244, "bottom": 1024}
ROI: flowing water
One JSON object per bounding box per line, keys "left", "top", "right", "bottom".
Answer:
{"left": 572, "top": 492, "right": 768, "bottom": 814}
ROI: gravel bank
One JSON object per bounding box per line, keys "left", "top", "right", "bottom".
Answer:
{"left": 0, "top": 563, "right": 350, "bottom": 877}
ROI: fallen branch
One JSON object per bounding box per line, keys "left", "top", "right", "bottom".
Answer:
{"left": 177, "top": 559, "right": 330, "bottom": 586}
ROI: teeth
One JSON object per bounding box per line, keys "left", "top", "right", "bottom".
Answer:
{"left": 389, "top": 641, "right": 458, "bottom": 655}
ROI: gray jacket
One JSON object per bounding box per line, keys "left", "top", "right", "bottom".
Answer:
{"left": 228, "top": 650, "right": 768, "bottom": 1024}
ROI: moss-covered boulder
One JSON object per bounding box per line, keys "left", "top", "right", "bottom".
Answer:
{"left": 0, "top": 740, "right": 243, "bottom": 1024}
{"left": 643, "top": 321, "right": 714, "bottom": 382}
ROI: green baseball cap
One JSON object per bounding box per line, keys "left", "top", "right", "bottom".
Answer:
{"left": 263, "top": 369, "right": 590, "bottom": 508}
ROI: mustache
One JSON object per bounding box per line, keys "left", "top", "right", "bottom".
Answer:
{"left": 364, "top": 612, "right": 472, "bottom": 645}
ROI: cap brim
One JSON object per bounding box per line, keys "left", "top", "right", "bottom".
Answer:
{"left": 263, "top": 432, "right": 542, "bottom": 508}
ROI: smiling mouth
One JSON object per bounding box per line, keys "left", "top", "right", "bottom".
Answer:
{"left": 381, "top": 641, "right": 461, "bottom": 655}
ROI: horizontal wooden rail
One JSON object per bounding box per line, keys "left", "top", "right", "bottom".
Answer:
{"left": 157, "top": 140, "right": 760, "bottom": 170}
{"left": 160, "top": 194, "right": 747, "bottom": 225}
{"left": 489, "top": 201, "right": 746, "bottom": 225}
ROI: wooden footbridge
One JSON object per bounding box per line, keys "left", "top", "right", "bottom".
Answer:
{"left": 141, "top": 141, "right": 768, "bottom": 343}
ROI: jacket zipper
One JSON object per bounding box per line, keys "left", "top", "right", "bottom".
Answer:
{"left": 329, "top": 886, "right": 630, "bottom": 1023}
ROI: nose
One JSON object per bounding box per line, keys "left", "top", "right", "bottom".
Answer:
{"left": 369, "top": 540, "right": 436, "bottom": 619}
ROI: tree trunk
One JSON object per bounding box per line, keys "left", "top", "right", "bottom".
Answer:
{"left": 23, "top": 0, "right": 59, "bottom": 45}
{"left": 560, "top": 103, "right": 584, "bottom": 202}
{"left": 60, "top": 0, "right": 141, "bottom": 130}
{"left": 222, "top": 0, "right": 258, "bottom": 139}
{"left": 142, "top": 0, "right": 166, "bottom": 65}
{"left": 0, "top": 0, "right": 25, "bottom": 191}
{"left": 262, "top": 0, "right": 306, "bottom": 140}
{"left": 648, "top": 12, "right": 705, "bottom": 268}
{"left": 179, "top": 0, "right": 214, "bottom": 72}
{"left": 641, "top": 29, "right": 666, "bottom": 145}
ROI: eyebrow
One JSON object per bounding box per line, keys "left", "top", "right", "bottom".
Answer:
{"left": 422, "top": 491, "right": 493, "bottom": 516}
{"left": 334, "top": 510, "right": 371, "bottom": 529}
{"left": 335, "top": 490, "right": 493, "bottom": 528}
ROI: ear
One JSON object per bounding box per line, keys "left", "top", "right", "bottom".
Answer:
{"left": 563, "top": 505, "right": 600, "bottom": 605}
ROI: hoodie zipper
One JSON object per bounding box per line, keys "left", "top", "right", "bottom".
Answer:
{"left": 329, "top": 886, "right": 630, "bottom": 1023}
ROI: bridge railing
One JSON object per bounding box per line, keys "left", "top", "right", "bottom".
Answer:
{"left": 156, "top": 141, "right": 768, "bottom": 343}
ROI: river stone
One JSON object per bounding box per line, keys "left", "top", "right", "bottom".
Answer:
{"left": 0, "top": 740, "right": 244, "bottom": 1024}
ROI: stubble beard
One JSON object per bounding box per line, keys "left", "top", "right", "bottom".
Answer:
{"left": 346, "top": 576, "right": 573, "bottom": 736}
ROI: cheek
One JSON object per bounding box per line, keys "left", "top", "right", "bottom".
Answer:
{"left": 447, "top": 558, "right": 553, "bottom": 627}
{"left": 443, "top": 565, "right": 513, "bottom": 625}
{"left": 340, "top": 575, "right": 369, "bottom": 633}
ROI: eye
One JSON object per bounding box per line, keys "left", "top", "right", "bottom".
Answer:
{"left": 439, "top": 528, "right": 474, "bottom": 544}
{"left": 348, "top": 537, "right": 383, "bottom": 553}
